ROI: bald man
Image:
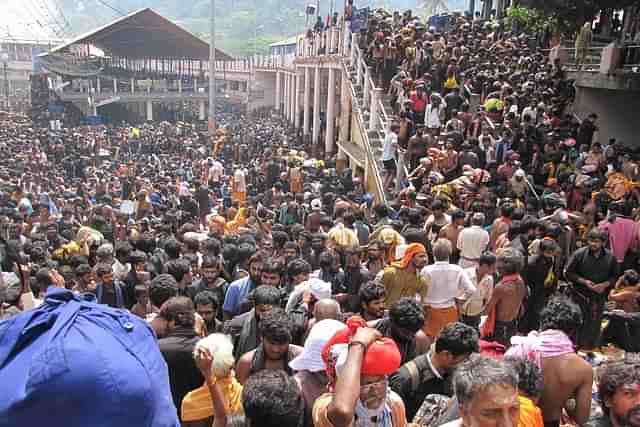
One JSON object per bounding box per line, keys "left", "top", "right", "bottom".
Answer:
{"left": 304, "top": 299, "right": 343, "bottom": 339}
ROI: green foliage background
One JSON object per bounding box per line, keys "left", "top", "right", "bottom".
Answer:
{"left": 55, "top": 0, "right": 467, "bottom": 55}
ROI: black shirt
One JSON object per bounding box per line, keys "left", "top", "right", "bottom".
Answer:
{"left": 565, "top": 246, "right": 619, "bottom": 299}
{"left": 158, "top": 327, "right": 204, "bottom": 420}
{"left": 389, "top": 352, "right": 448, "bottom": 421}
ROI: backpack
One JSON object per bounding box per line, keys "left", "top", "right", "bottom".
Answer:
{"left": 444, "top": 76, "right": 459, "bottom": 89}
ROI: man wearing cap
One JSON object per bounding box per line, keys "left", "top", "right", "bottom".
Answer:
{"left": 313, "top": 318, "right": 406, "bottom": 427}
{"left": 292, "top": 319, "right": 348, "bottom": 427}
{"left": 379, "top": 242, "right": 430, "bottom": 310}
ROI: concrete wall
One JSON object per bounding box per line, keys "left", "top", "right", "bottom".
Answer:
{"left": 573, "top": 86, "right": 640, "bottom": 146}
{"left": 249, "top": 71, "right": 277, "bottom": 111}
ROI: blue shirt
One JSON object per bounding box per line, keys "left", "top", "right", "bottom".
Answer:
{"left": 222, "top": 276, "right": 256, "bottom": 316}
{"left": 0, "top": 287, "right": 180, "bottom": 427}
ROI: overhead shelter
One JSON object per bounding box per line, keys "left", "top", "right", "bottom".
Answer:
{"left": 49, "top": 8, "right": 232, "bottom": 61}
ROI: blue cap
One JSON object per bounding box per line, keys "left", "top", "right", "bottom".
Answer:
{"left": 0, "top": 288, "right": 180, "bottom": 427}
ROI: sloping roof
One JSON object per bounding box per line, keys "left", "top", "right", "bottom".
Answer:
{"left": 269, "top": 35, "right": 301, "bottom": 48}
{"left": 49, "top": 8, "right": 232, "bottom": 61}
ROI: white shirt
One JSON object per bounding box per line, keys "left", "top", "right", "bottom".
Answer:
{"left": 457, "top": 225, "right": 490, "bottom": 261}
{"left": 424, "top": 103, "right": 445, "bottom": 129}
{"left": 421, "top": 261, "right": 476, "bottom": 308}
{"left": 209, "top": 161, "right": 224, "bottom": 183}
{"left": 461, "top": 267, "right": 494, "bottom": 316}
{"left": 382, "top": 130, "right": 398, "bottom": 161}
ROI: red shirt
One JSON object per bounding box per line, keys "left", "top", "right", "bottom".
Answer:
{"left": 410, "top": 91, "right": 428, "bottom": 113}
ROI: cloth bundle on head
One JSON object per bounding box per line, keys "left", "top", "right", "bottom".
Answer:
{"left": 505, "top": 329, "right": 575, "bottom": 368}
{"left": 391, "top": 243, "right": 426, "bottom": 269}
{"left": 308, "top": 278, "right": 332, "bottom": 301}
{"left": 321, "top": 316, "right": 401, "bottom": 380}
{"left": 328, "top": 223, "right": 359, "bottom": 250}
{"left": 289, "top": 319, "right": 347, "bottom": 372}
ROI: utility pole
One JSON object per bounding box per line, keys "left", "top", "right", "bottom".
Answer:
{"left": 1, "top": 51, "right": 9, "bottom": 111}
{"left": 209, "top": 0, "right": 216, "bottom": 134}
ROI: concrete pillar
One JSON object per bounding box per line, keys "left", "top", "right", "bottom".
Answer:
{"left": 284, "top": 73, "right": 289, "bottom": 118}
{"left": 113, "top": 79, "right": 117, "bottom": 93}
{"left": 312, "top": 66, "right": 321, "bottom": 145}
{"left": 96, "top": 78, "right": 101, "bottom": 94}
{"left": 178, "top": 79, "right": 182, "bottom": 93}
{"left": 294, "top": 71, "right": 301, "bottom": 129}
{"left": 325, "top": 68, "right": 337, "bottom": 156}
{"left": 131, "top": 78, "right": 135, "bottom": 93}
{"left": 303, "top": 67, "right": 311, "bottom": 136}
{"left": 194, "top": 78, "right": 198, "bottom": 92}
{"left": 290, "top": 73, "right": 296, "bottom": 124}
{"left": 199, "top": 100, "right": 206, "bottom": 120}
{"left": 339, "top": 72, "right": 350, "bottom": 145}
{"left": 275, "top": 71, "right": 282, "bottom": 112}
{"left": 363, "top": 66, "right": 372, "bottom": 107}
{"left": 146, "top": 100, "right": 153, "bottom": 121}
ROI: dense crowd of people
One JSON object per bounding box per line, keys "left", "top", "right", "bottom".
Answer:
{"left": 1, "top": 6, "right": 640, "bottom": 427}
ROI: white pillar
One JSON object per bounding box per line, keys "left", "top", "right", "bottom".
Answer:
{"left": 131, "top": 78, "right": 135, "bottom": 93}
{"left": 363, "top": 66, "right": 371, "bottom": 107}
{"left": 339, "top": 72, "right": 350, "bottom": 145}
{"left": 283, "top": 73, "right": 289, "bottom": 118}
{"left": 312, "top": 66, "right": 321, "bottom": 145}
{"left": 199, "top": 100, "right": 206, "bottom": 120}
{"left": 96, "top": 78, "right": 101, "bottom": 94}
{"left": 146, "top": 100, "right": 153, "bottom": 121}
{"left": 294, "top": 70, "right": 301, "bottom": 129}
{"left": 325, "top": 67, "right": 337, "bottom": 155}
{"left": 275, "top": 71, "right": 281, "bottom": 112}
{"left": 178, "top": 79, "right": 182, "bottom": 93}
{"left": 303, "top": 67, "right": 311, "bottom": 136}
{"left": 113, "top": 79, "right": 117, "bottom": 93}
{"left": 350, "top": 33, "right": 358, "bottom": 64}
{"left": 194, "top": 78, "right": 198, "bottom": 92}
{"left": 290, "top": 73, "right": 296, "bottom": 124}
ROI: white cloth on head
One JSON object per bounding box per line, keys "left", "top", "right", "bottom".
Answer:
{"left": 289, "top": 319, "right": 346, "bottom": 372}
{"left": 309, "top": 278, "right": 332, "bottom": 301}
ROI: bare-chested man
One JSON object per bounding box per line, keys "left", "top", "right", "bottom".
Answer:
{"left": 407, "top": 125, "right": 430, "bottom": 171}
{"left": 490, "top": 203, "right": 514, "bottom": 250}
{"left": 507, "top": 297, "right": 593, "bottom": 427}
{"left": 482, "top": 248, "right": 526, "bottom": 346}
{"left": 439, "top": 209, "right": 466, "bottom": 265}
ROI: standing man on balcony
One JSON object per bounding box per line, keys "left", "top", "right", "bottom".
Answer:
{"left": 575, "top": 23, "right": 593, "bottom": 69}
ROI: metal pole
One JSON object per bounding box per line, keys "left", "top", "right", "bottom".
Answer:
{"left": 209, "top": 0, "right": 216, "bottom": 133}
{"left": 3, "top": 62, "right": 8, "bottom": 111}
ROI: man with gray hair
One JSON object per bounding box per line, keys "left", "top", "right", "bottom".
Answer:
{"left": 440, "top": 355, "right": 520, "bottom": 427}
{"left": 457, "top": 213, "right": 490, "bottom": 269}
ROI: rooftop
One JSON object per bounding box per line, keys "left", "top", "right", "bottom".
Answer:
{"left": 47, "top": 8, "right": 232, "bottom": 61}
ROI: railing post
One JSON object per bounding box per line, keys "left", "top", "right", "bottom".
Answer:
{"left": 350, "top": 33, "right": 358, "bottom": 64}
{"left": 369, "top": 87, "right": 382, "bottom": 131}
{"left": 363, "top": 66, "right": 371, "bottom": 107}
{"left": 355, "top": 46, "right": 363, "bottom": 84}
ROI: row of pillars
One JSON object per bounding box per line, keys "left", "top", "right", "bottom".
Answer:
{"left": 274, "top": 65, "right": 347, "bottom": 156}
{"left": 128, "top": 100, "right": 206, "bottom": 121}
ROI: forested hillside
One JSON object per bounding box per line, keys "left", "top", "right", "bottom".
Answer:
{"left": 55, "top": 0, "right": 466, "bottom": 55}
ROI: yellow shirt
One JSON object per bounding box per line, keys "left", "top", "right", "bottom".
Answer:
{"left": 181, "top": 376, "right": 243, "bottom": 422}
{"left": 380, "top": 267, "right": 430, "bottom": 308}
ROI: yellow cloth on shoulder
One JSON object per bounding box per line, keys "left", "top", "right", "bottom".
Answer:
{"left": 181, "top": 376, "right": 244, "bottom": 422}
{"left": 518, "top": 395, "right": 544, "bottom": 427}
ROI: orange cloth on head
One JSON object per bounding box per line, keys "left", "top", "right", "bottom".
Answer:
{"left": 517, "top": 395, "right": 544, "bottom": 427}
{"left": 391, "top": 243, "right": 426, "bottom": 269}
{"left": 424, "top": 306, "right": 459, "bottom": 338}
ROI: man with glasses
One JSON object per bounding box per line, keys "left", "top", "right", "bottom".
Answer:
{"left": 391, "top": 322, "right": 479, "bottom": 421}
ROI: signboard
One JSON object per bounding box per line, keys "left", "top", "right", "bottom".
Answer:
{"left": 350, "top": 7, "right": 370, "bottom": 33}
